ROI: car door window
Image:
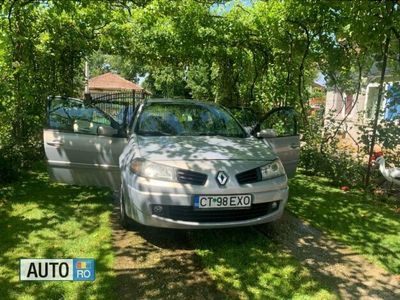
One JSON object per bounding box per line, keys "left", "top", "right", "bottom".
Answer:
{"left": 260, "top": 109, "right": 297, "bottom": 136}
{"left": 48, "top": 97, "right": 113, "bottom": 135}
{"left": 49, "top": 98, "right": 80, "bottom": 130}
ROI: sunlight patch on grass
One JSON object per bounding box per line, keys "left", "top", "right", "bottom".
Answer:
{"left": 288, "top": 173, "right": 400, "bottom": 274}
{"left": 192, "top": 228, "right": 337, "bottom": 300}
{"left": 0, "top": 166, "right": 115, "bottom": 300}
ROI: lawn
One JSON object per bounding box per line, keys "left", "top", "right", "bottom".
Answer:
{"left": 1, "top": 165, "right": 338, "bottom": 300}
{"left": 192, "top": 228, "right": 337, "bottom": 300}
{"left": 3, "top": 164, "right": 397, "bottom": 299}
{"left": 288, "top": 173, "right": 400, "bottom": 274}
{"left": 0, "top": 164, "right": 115, "bottom": 300}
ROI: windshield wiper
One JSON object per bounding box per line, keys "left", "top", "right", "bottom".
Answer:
{"left": 177, "top": 132, "right": 246, "bottom": 138}
{"left": 138, "top": 131, "right": 172, "bottom": 136}
{"left": 196, "top": 133, "right": 233, "bottom": 137}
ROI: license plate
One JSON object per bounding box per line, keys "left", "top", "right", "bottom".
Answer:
{"left": 194, "top": 194, "right": 252, "bottom": 209}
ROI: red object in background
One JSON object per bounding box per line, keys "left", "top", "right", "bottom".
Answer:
{"left": 369, "top": 150, "right": 384, "bottom": 165}
{"left": 340, "top": 186, "right": 350, "bottom": 192}
{"left": 369, "top": 155, "right": 376, "bottom": 165}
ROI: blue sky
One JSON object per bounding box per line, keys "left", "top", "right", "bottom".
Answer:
{"left": 210, "top": 0, "right": 254, "bottom": 14}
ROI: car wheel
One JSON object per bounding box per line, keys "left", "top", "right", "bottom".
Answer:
{"left": 119, "top": 186, "right": 132, "bottom": 230}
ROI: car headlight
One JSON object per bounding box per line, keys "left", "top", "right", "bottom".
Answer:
{"left": 260, "top": 160, "right": 286, "bottom": 180}
{"left": 130, "top": 158, "right": 176, "bottom": 182}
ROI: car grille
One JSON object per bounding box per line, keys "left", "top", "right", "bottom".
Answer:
{"left": 151, "top": 202, "right": 280, "bottom": 223}
{"left": 176, "top": 169, "right": 207, "bottom": 185}
{"left": 236, "top": 168, "right": 262, "bottom": 184}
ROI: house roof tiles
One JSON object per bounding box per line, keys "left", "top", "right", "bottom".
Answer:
{"left": 88, "top": 72, "right": 143, "bottom": 91}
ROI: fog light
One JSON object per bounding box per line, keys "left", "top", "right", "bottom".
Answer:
{"left": 271, "top": 201, "right": 279, "bottom": 209}
{"left": 153, "top": 205, "right": 163, "bottom": 214}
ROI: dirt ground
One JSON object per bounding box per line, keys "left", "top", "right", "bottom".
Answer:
{"left": 258, "top": 212, "right": 400, "bottom": 300}
{"left": 111, "top": 201, "right": 226, "bottom": 300}
{"left": 112, "top": 196, "right": 400, "bottom": 300}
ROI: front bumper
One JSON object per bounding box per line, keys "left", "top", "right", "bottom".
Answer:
{"left": 123, "top": 173, "right": 289, "bottom": 229}
{"left": 143, "top": 200, "right": 286, "bottom": 229}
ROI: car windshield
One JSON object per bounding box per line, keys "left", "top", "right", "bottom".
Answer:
{"left": 135, "top": 102, "right": 247, "bottom": 137}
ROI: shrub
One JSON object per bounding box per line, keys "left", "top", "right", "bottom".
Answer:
{"left": 0, "top": 145, "right": 23, "bottom": 182}
{"left": 299, "top": 113, "right": 381, "bottom": 188}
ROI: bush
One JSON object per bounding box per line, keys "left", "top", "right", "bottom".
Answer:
{"left": 299, "top": 113, "right": 381, "bottom": 188}
{"left": 0, "top": 124, "right": 44, "bottom": 183}
{"left": 300, "top": 146, "right": 375, "bottom": 187}
{"left": 0, "top": 145, "right": 23, "bottom": 182}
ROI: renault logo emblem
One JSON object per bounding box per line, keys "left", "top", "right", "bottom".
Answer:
{"left": 216, "top": 171, "right": 228, "bottom": 186}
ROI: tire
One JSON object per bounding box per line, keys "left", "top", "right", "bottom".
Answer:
{"left": 119, "top": 186, "right": 132, "bottom": 230}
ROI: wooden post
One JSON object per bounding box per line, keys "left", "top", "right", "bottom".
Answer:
{"left": 84, "top": 61, "right": 89, "bottom": 94}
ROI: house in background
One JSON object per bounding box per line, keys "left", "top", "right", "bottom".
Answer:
{"left": 85, "top": 72, "right": 149, "bottom": 125}
{"left": 88, "top": 72, "right": 148, "bottom": 98}
{"left": 309, "top": 82, "right": 326, "bottom": 115}
{"left": 324, "top": 78, "right": 400, "bottom": 146}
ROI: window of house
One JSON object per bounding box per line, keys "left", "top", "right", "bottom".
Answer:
{"left": 345, "top": 94, "right": 353, "bottom": 115}
{"left": 335, "top": 90, "right": 344, "bottom": 115}
{"left": 333, "top": 90, "right": 354, "bottom": 117}
{"left": 384, "top": 82, "right": 400, "bottom": 121}
{"left": 365, "top": 85, "right": 380, "bottom": 119}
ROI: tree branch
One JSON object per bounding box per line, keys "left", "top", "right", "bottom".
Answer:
{"left": 322, "top": 58, "right": 363, "bottom": 150}
{"left": 365, "top": 32, "right": 391, "bottom": 187}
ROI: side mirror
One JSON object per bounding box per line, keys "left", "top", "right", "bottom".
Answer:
{"left": 243, "top": 126, "right": 253, "bottom": 134}
{"left": 97, "top": 125, "right": 118, "bottom": 137}
{"left": 256, "top": 129, "right": 277, "bottom": 138}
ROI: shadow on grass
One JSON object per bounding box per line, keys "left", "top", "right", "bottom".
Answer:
{"left": 109, "top": 191, "right": 335, "bottom": 299}
{"left": 190, "top": 228, "right": 335, "bottom": 299}
{"left": 111, "top": 198, "right": 227, "bottom": 300}
{"left": 288, "top": 173, "right": 400, "bottom": 274}
{"left": 112, "top": 221, "right": 334, "bottom": 299}
{"left": 0, "top": 163, "right": 115, "bottom": 300}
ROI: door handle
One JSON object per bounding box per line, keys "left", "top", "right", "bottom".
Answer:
{"left": 290, "top": 143, "right": 300, "bottom": 149}
{"left": 47, "top": 140, "right": 63, "bottom": 147}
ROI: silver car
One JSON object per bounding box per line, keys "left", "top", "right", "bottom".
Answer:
{"left": 44, "top": 97, "right": 299, "bottom": 229}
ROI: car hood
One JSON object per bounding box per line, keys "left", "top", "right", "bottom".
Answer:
{"left": 136, "top": 135, "right": 276, "bottom": 161}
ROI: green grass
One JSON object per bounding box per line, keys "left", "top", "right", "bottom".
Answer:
{"left": 5, "top": 164, "right": 398, "bottom": 299}
{"left": 192, "top": 228, "right": 337, "bottom": 300}
{"left": 0, "top": 164, "right": 115, "bottom": 300}
{"left": 288, "top": 173, "right": 400, "bottom": 274}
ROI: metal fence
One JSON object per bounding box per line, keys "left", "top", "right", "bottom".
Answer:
{"left": 86, "top": 91, "right": 147, "bottom": 129}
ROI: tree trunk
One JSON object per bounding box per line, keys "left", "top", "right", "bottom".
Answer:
{"left": 365, "top": 32, "right": 391, "bottom": 187}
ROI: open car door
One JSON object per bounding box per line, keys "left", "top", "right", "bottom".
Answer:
{"left": 253, "top": 107, "right": 300, "bottom": 178}
{"left": 43, "top": 96, "right": 130, "bottom": 190}
{"left": 228, "top": 107, "right": 259, "bottom": 134}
